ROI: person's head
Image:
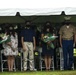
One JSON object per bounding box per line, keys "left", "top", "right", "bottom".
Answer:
{"left": 5, "top": 29, "right": 10, "bottom": 35}
{"left": 63, "top": 20, "right": 71, "bottom": 26}
{"left": 63, "top": 16, "right": 71, "bottom": 26}
{"left": 43, "top": 21, "right": 53, "bottom": 33}
{"left": 25, "top": 21, "right": 31, "bottom": 28}
{"left": 63, "top": 16, "right": 71, "bottom": 25}
{"left": 10, "top": 29, "right": 16, "bottom": 37}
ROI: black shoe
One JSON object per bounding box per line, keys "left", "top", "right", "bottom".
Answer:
{"left": 68, "top": 68, "right": 72, "bottom": 70}
{"left": 64, "top": 68, "right": 68, "bottom": 70}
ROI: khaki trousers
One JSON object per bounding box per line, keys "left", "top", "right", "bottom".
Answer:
{"left": 23, "top": 42, "right": 34, "bottom": 70}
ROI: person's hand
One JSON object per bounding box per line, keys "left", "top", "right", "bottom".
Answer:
{"left": 60, "top": 44, "right": 62, "bottom": 48}
{"left": 23, "top": 45, "right": 26, "bottom": 51}
{"left": 33, "top": 46, "right": 36, "bottom": 51}
{"left": 47, "top": 41, "right": 51, "bottom": 45}
{"left": 7, "top": 42, "right": 11, "bottom": 46}
{"left": 73, "top": 43, "right": 75, "bottom": 47}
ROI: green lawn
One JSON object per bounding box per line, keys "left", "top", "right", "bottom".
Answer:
{"left": 0, "top": 70, "right": 76, "bottom": 75}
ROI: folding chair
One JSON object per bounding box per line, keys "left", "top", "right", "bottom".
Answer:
{"left": 74, "top": 48, "right": 76, "bottom": 57}
{"left": 38, "top": 47, "right": 55, "bottom": 71}
{"left": 55, "top": 47, "right": 60, "bottom": 69}
{"left": 73, "top": 48, "right": 76, "bottom": 69}
{"left": 0, "top": 50, "right": 16, "bottom": 72}
{"left": 20, "top": 48, "right": 25, "bottom": 71}
{"left": 34, "top": 49, "right": 40, "bottom": 70}
{"left": 16, "top": 47, "right": 23, "bottom": 71}
{"left": 59, "top": 47, "right": 74, "bottom": 70}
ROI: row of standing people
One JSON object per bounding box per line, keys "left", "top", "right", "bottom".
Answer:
{"left": 2, "top": 20, "right": 76, "bottom": 71}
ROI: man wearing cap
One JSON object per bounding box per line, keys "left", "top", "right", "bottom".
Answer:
{"left": 21, "top": 21, "right": 36, "bottom": 71}
{"left": 59, "top": 18, "right": 76, "bottom": 70}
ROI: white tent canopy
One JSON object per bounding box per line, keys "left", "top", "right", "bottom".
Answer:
{"left": 0, "top": 0, "right": 76, "bottom": 16}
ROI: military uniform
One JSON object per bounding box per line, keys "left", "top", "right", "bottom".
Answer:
{"left": 59, "top": 24, "right": 76, "bottom": 70}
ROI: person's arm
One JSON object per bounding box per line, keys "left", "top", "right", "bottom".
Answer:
{"left": 59, "top": 34, "right": 62, "bottom": 47}
{"left": 41, "top": 33, "right": 44, "bottom": 41}
{"left": 15, "top": 33, "right": 18, "bottom": 48}
{"left": 74, "top": 34, "right": 76, "bottom": 47}
{"left": 6, "top": 36, "right": 12, "bottom": 46}
{"left": 33, "top": 36, "right": 36, "bottom": 50}
{"left": 21, "top": 37, "right": 26, "bottom": 51}
{"left": 75, "top": 34, "right": 76, "bottom": 44}
{"left": 21, "top": 37, "right": 24, "bottom": 47}
{"left": 59, "top": 27, "right": 63, "bottom": 47}
{"left": 73, "top": 26, "right": 76, "bottom": 47}
{"left": 73, "top": 33, "right": 76, "bottom": 47}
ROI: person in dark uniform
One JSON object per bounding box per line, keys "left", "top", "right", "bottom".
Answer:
{"left": 21, "top": 21, "right": 36, "bottom": 71}
{"left": 59, "top": 19, "right": 76, "bottom": 70}
{"left": 41, "top": 22, "right": 55, "bottom": 71}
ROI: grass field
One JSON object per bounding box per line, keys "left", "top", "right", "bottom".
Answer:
{"left": 0, "top": 70, "right": 76, "bottom": 75}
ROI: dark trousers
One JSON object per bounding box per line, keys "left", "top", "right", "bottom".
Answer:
{"left": 62, "top": 40, "right": 74, "bottom": 70}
